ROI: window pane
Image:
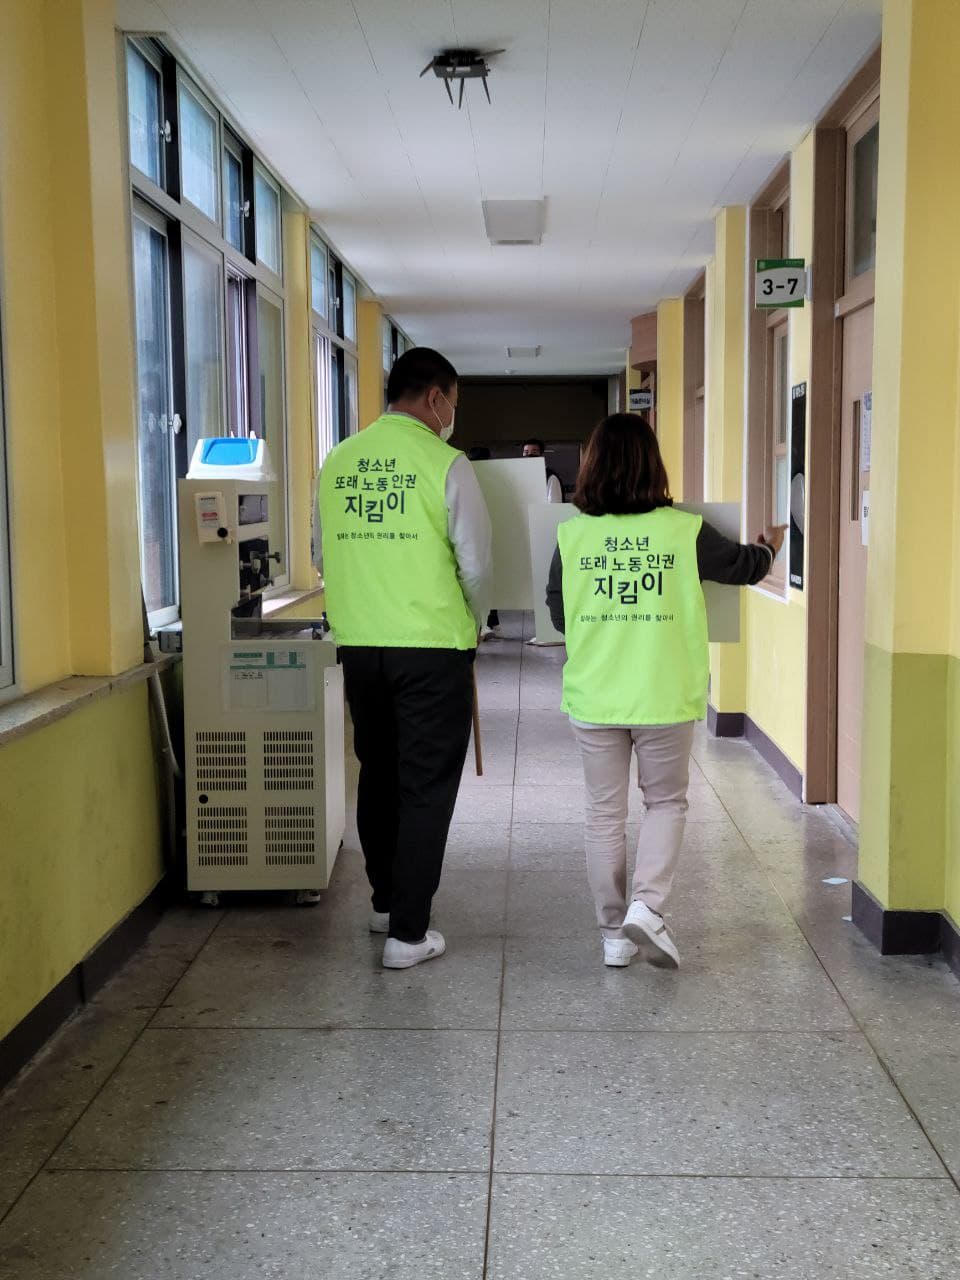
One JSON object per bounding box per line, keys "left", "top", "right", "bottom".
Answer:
{"left": 257, "top": 293, "right": 287, "bottom": 567}
{"left": 344, "top": 352, "right": 359, "bottom": 435}
{"left": 179, "top": 83, "right": 219, "bottom": 221}
{"left": 183, "top": 239, "right": 224, "bottom": 454}
{"left": 776, "top": 331, "right": 789, "bottom": 446}
{"left": 328, "top": 261, "right": 339, "bottom": 332}
{"left": 342, "top": 272, "right": 357, "bottom": 344}
{"left": 255, "top": 171, "right": 281, "bottom": 274}
{"left": 775, "top": 455, "right": 790, "bottom": 526}
{"left": 331, "top": 346, "right": 342, "bottom": 440}
{"left": 127, "top": 44, "right": 163, "bottom": 184}
{"left": 315, "top": 333, "right": 334, "bottom": 467}
{"left": 852, "top": 122, "right": 880, "bottom": 278}
{"left": 310, "top": 239, "right": 327, "bottom": 317}
{"left": 226, "top": 273, "right": 248, "bottom": 437}
{"left": 382, "top": 320, "right": 392, "bottom": 372}
{"left": 132, "top": 215, "right": 177, "bottom": 614}
{"left": 223, "top": 148, "right": 244, "bottom": 250}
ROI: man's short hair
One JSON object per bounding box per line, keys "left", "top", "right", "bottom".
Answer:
{"left": 387, "top": 347, "right": 458, "bottom": 403}
{"left": 523, "top": 438, "right": 545, "bottom": 454}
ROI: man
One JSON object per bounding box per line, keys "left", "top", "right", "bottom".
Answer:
{"left": 522, "top": 437, "right": 564, "bottom": 503}
{"left": 317, "top": 348, "right": 492, "bottom": 969}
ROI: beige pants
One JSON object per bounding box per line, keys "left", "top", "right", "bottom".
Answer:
{"left": 571, "top": 721, "right": 694, "bottom": 939}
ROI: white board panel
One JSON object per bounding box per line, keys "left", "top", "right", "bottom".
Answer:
{"left": 528, "top": 503, "right": 578, "bottom": 644}
{"left": 472, "top": 458, "right": 548, "bottom": 609}
{"left": 675, "top": 502, "right": 742, "bottom": 643}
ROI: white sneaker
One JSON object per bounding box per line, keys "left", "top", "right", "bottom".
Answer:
{"left": 603, "top": 938, "right": 638, "bottom": 967}
{"left": 622, "top": 900, "right": 680, "bottom": 969}
{"left": 382, "top": 930, "right": 446, "bottom": 969}
{"left": 368, "top": 910, "right": 390, "bottom": 934}
{"left": 480, "top": 625, "right": 502, "bottom": 641}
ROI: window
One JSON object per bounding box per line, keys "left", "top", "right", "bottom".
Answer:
{"left": 126, "top": 38, "right": 291, "bottom": 623}
{"left": 341, "top": 270, "right": 357, "bottom": 344}
{"left": 746, "top": 172, "right": 791, "bottom": 592}
{"left": 344, "top": 352, "right": 359, "bottom": 436}
{"left": 223, "top": 133, "right": 246, "bottom": 252}
{"left": 182, "top": 233, "right": 225, "bottom": 454}
{"left": 0, "top": 295, "right": 13, "bottom": 690}
{"left": 126, "top": 42, "right": 164, "bottom": 185}
{"left": 132, "top": 206, "right": 179, "bottom": 620}
{"left": 850, "top": 120, "right": 879, "bottom": 279}
{"left": 310, "top": 235, "right": 327, "bottom": 319}
{"left": 255, "top": 166, "right": 281, "bottom": 276}
{"left": 257, "top": 290, "right": 287, "bottom": 571}
{"left": 314, "top": 332, "right": 334, "bottom": 466}
{"left": 178, "top": 79, "right": 219, "bottom": 222}
{"left": 382, "top": 318, "right": 393, "bottom": 373}
{"left": 226, "top": 269, "right": 250, "bottom": 437}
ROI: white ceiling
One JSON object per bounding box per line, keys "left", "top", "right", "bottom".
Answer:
{"left": 116, "top": 0, "right": 882, "bottom": 375}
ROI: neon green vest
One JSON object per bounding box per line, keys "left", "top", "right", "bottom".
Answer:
{"left": 558, "top": 507, "right": 708, "bottom": 724}
{"left": 318, "top": 414, "right": 477, "bottom": 649}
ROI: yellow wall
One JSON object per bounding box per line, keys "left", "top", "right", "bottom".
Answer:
{"left": 656, "top": 298, "right": 684, "bottom": 496}
{"left": 0, "top": 1, "right": 165, "bottom": 1042}
{"left": 743, "top": 132, "right": 815, "bottom": 773}
{"left": 858, "top": 0, "right": 960, "bottom": 915}
{"left": 0, "top": 686, "right": 163, "bottom": 1040}
{"left": 357, "top": 299, "right": 385, "bottom": 429}
{"left": 704, "top": 209, "right": 748, "bottom": 714}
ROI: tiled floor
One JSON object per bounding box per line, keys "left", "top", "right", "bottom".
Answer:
{"left": 2, "top": 613, "right": 960, "bottom": 1277}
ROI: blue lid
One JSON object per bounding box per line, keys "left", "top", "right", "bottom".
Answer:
{"left": 201, "top": 438, "right": 259, "bottom": 466}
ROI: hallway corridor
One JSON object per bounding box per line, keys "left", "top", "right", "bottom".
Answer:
{"left": 2, "top": 615, "right": 960, "bottom": 1277}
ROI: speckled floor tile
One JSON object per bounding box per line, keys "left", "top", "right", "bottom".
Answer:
{"left": 443, "top": 822, "right": 512, "bottom": 869}
{"left": 0, "top": 1007, "right": 150, "bottom": 1218}
{"left": 493, "top": 1031, "right": 944, "bottom": 1176}
{"left": 153, "top": 933, "right": 503, "bottom": 1030}
{"left": 486, "top": 1175, "right": 960, "bottom": 1279}
{"left": 89, "top": 908, "right": 224, "bottom": 1012}
{"left": 0, "top": 1171, "right": 488, "bottom": 1279}
{"left": 500, "top": 934, "right": 853, "bottom": 1033}
{"left": 51, "top": 1028, "right": 497, "bottom": 1172}
{"left": 451, "top": 785, "right": 514, "bottom": 824}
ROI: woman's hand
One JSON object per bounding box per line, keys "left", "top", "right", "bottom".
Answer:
{"left": 758, "top": 525, "right": 787, "bottom": 556}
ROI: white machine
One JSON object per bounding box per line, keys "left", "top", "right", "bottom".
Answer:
{"left": 178, "top": 438, "right": 345, "bottom": 904}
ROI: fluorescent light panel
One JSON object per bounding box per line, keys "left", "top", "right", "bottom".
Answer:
{"left": 482, "top": 199, "right": 546, "bottom": 245}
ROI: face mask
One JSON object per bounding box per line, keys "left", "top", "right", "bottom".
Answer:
{"left": 435, "top": 391, "right": 456, "bottom": 442}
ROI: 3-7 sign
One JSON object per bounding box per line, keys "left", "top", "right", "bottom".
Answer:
{"left": 755, "top": 258, "right": 806, "bottom": 309}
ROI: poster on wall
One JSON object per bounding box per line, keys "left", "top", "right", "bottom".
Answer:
{"left": 789, "top": 382, "right": 807, "bottom": 590}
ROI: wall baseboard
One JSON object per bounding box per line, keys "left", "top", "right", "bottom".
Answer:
{"left": 706, "top": 706, "right": 804, "bottom": 800}
{"left": 852, "top": 880, "right": 960, "bottom": 981}
{"left": 0, "top": 880, "right": 169, "bottom": 1092}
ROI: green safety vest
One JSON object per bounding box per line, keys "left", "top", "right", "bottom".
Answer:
{"left": 558, "top": 507, "right": 709, "bottom": 724}
{"left": 318, "top": 413, "right": 477, "bottom": 649}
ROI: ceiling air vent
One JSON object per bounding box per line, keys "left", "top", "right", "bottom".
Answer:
{"left": 506, "top": 346, "right": 541, "bottom": 358}
{"left": 482, "top": 199, "right": 546, "bottom": 246}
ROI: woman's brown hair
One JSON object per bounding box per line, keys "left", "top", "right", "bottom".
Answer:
{"left": 573, "top": 413, "right": 672, "bottom": 516}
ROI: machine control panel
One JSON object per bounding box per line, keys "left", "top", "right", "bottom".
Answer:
{"left": 194, "top": 491, "right": 229, "bottom": 543}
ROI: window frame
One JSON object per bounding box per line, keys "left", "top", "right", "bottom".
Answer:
{"left": 176, "top": 70, "right": 222, "bottom": 231}
{"left": 255, "top": 283, "right": 291, "bottom": 591}
{"left": 125, "top": 36, "right": 292, "bottom": 626}
{"left": 222, "top": 126, "right": 248, "bottom": 255}
{"left": 746, "top": 172, "right": 791, "bottom": 596}
{"left": 309, "top": 230, "right": 359, "bottom": 453}
{"left": 845, "top": 97, "right": 880, "bottom": 292}
{"left": 253, "top": 161, "right": 283, "bottom": 283}
{"left": 125, "top": 37, "right": 166, "bottom": 190}
{"left": 131, "top": 197, "right": 181, "bottom": 629}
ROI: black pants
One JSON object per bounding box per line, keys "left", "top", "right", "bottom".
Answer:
{"left": 340, "top": 646, "right": 475, "bottom": 943}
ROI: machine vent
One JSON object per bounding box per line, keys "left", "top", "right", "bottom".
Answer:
{"left": 265, "top": 805, "right": 317, "bottom": 866}
{"left": 196, "top": 730, "right": 248, "bottom": 792}
{"left": 263, "top": 730, "right": 316, "bottom": 791}
{"left": 197, "top": 806, "right": 249, "bottom": 866}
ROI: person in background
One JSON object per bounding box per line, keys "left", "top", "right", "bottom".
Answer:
{"left": 467, "top": 446, "right": 502, "bottom": 639}
{"left": 317, "top": 348, "right": 492, "bottom": 970}
{"left": 523, "top": 437, "right": 564, "bottom": 503}
{"left": 545, "top": 414, "right": 784, "bottom": 969}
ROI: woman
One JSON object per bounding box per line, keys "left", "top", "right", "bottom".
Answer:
{"left": 546, "top": 414, "right": 784, "bottom": 969}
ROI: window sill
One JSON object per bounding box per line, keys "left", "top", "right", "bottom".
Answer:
{"left": 749, "top": 578, "right": 790, "bottom": 604}
{"left": 0, "top": 656, "right": 179, "bottom": 749}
